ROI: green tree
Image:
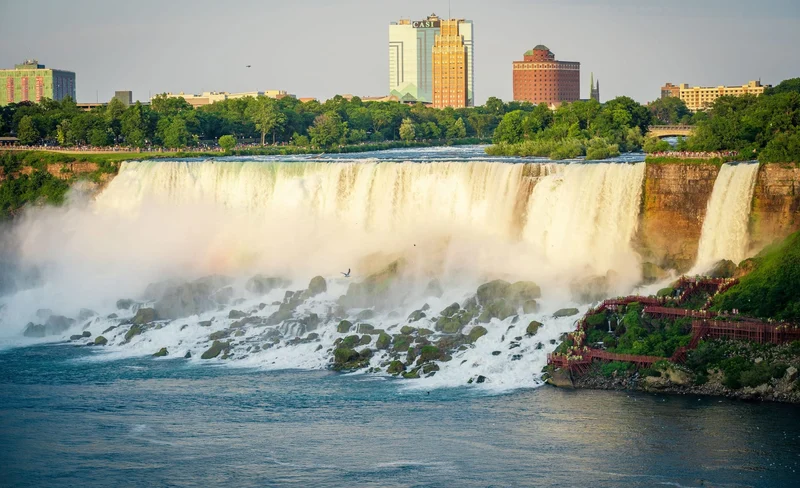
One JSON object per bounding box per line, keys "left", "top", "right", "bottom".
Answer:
{"left": 647, "top": 97, "right": 691, "bottom": 125}
{"left": 246, "top": 96, "right": 287, "bottom": 145}
{"left": 493, "top": 111, "right": 526, "bottom": 143}
{"left": 89, "top": 127, "right": 112, "bottom": 147}
{"left": 121, "top": 102, "right": 150, "bottom": 148}
{"left": 218, "top": 134, "right": 237, "bottom": 152}
{"left": 399, "top": 118, "right": 416, "bottom": 141}
{"left": 308, "top": 113, "right": 348, "bottom": 148}
{"left": 17, "top": 115, "right": 40, "bottom": 145}
{"left": 159, "top": 117, "right": 190, "bottom": 148}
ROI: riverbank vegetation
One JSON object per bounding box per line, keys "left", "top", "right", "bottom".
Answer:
{"left": 485, "top": 96, "right": 648, "bottom": 159}
{"left": 0, "top": 93, "right": 504, "bottom": 150}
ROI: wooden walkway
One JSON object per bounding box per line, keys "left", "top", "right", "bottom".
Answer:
{"left": 547, "top": 277, "right": 800, "bottom": 373}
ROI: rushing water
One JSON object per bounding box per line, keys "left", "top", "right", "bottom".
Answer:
{"left": 2, "top": 147, "right": 792, "bottom": 486}
{"left": 694, "top": 162, "right": 760, "bottom": 270}
{"left": 1, "top": 344, "right": 798, "bottom": 488}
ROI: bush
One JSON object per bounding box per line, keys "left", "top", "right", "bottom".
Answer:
{"left": 601, "top": 361, "right": 632, "bottom": 378}
{"left": 218, "top": 134, "right": 236, "bottom": 152}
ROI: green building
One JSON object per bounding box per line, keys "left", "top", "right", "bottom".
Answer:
{"left": 0, "top": 59, "right": 76, "bottom": 106}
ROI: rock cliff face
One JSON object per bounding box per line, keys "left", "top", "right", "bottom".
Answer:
{"left": 750, "top": 163, "right": 800, "bottom": 252}
{"left": 635, "top": 163, "right": 720, "bottom": 272}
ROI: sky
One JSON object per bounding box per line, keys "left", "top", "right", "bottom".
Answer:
{"left": 1, "top": 0, "right": 798, "bottom": 105}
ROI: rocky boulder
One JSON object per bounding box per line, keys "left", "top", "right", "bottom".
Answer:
{"left": 201, "top": 340, "right": 228, "bottom": 360}
{"left": 476, "top": 280, "right": 511, "bottom": 306}
{"left": 466, "top": 326, "right": 488, "bottom": 343}
{"left": 526, "top": 321, "right": 543, "bottom": 336}
{"left": 132, "top": 308, "right": 157, "bottom": 325}
{"left": 245, "top": 275, "right": 290, "bottom": 295}
{"left": 307, "top": 276, "right": 327, "bottom": 296}
{"left": 94, "top": 336, "right": 108, "bottom": 346}
{"left": 22, "top": 315, "right": 75, "bottom": 338}
{"left": 706, "top": 259, "right": 736, "bottom": 279}
{"left": 154, "top": 276, "right": 233, "bottom": 320}
{"left": 339, "top": 259, "right": 405, "bottom": 310}
{"left": 153, "top": 347, "right": 168, "bottom": 357}
{"left": 553, "top": 308, "right": 579, "bottom": 318}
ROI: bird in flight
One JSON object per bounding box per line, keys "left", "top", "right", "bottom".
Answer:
{"left": 341, "top": 268, "right": 351, "bottom": 278}
{"left": 246, "top": 65, "right": 251, "bottom": 68}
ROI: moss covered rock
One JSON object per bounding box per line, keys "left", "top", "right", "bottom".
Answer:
{"left": 476, "top": 280, "right": 511, "bottom": 305}
{"left": 359, "top": 335, "right": 372, "bottom": 345}
{"left": 478, "top": 299, "right": 516, "bottom": 323}
{"left": 132, "top": 308, "right": 157, "bottom": 325}
{"left": 201, "top": 340, "right": 228, "bottom": 359}
{"left": 508, "top": 281, "right": 542, "bottom": 304}
{"left": 419, "top": 345, "right": 443, "bottom": 363}
{"left": 526, "top": 321, "right": 543, "bottom": 336}
{"left": 467, "top": 326, "right": 488, "bottom": 343}
{"left": 94, "top": 336, "right": 108, "bottom": 346}
{"left": 376, "top": 333, "right": 391, "bottom": 350}
{"left": 153, "top": 347, "right": 168, "bottom": 357}
{"left": 400, "top": 325, "right": 416, "bottom": 335}
{"left": 553, "top": 308, "right": 579, "bottom": 318}
{"left": 124, "top": 324, "right": 143, "bottom": 342}
{"left": 337, "top": 320, "right": 353, "bottom": 333}
{"left": 407, "top": 310, "right": 427, "bottom": 322}
{"left": 387, "top": 360, "right": 406, "bottom": 375}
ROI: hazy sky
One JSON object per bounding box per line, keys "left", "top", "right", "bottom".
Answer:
{"left": 1, "top": 0, "right": 798, "bottom": 105}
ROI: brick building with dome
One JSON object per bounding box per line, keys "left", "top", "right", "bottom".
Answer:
{"left": 512, "top": 45, "right": 580, "bottom": 107}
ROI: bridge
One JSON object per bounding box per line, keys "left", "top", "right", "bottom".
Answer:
{"left": 647, "top": 125, "right": 696, "bottom": 138}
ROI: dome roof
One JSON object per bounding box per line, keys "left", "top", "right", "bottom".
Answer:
{"left": 533, "top": 44, "right": 550, "bottom": 51}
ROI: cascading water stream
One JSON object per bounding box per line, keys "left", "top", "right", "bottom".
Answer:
{"left": 0, "top": 157, "right": 650, "bottom": 389}
{"left": 693, "top": 163, "right": 760, "bottom": 270}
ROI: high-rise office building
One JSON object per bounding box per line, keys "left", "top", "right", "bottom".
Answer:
{"left": 0, "top": 59, "right": 75, "bottom": 106}
{"left": 389, "top": 14, "right": 473, "bottom": 107}
{"left": 114, "top": 91, "right": 133, "bottom": 107}
{"left": 512, "top": 46, "right": 580, "bottom": 107}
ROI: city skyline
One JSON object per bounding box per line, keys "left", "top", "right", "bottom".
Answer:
{"left": 1, "top": 0, "right": 798, "bottom": 105}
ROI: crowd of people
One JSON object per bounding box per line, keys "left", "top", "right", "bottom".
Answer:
{"left": 649, "top": 150, "right": 740, "bottom": 159}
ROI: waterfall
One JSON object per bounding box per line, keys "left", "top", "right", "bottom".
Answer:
{"left": 694, "top": 163, "right": 759, "bottom": 270}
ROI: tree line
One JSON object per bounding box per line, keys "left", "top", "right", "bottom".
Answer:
{"left": 0, "top": 94, "right": 509, "bottom": 150}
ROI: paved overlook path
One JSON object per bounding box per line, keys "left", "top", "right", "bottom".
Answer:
{"left": 548, "top": 277, "right": 800, "bottom": 373}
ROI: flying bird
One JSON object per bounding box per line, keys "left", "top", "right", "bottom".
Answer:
{"left": 341, "top": 268, "right": 351, "bottom": 278}
{"left": 246, "top": 65, "right": 251, "bottom": 68}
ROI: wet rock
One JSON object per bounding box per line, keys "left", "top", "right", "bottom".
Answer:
{"left": 706, "top": 259, "right": 736, "bottom": 279}
{"left": 424, "top": 279, "right": 444, "bottom": 298}
{"left": 338, "top": 259, "right": 405, "bottom": 309}
{"left": 124, "top": 324, "right": 143, "bottom": 342}
{"left": 522, "top": 300, "right": 539, "bottom": 314}
{"left": 70, "top": 334, "right": 84, "bottom": 341}
{"left": 133, "top": 308, "right": 157, "bottom": 325}
{"left": 526, "top": 321, "right": 543, "bottom": 336}
{"left": 511, "top": 354, "right": 523, "bottom": 361}
{"left": 153, "top": 347, "right": 168, "bottom": 357}
{"left": 376, "top": 332, "right": 392, "bottom": 350}
{"left": 402, "top": 368, "right": 421, "bottom": 379}
{"left": 82, "top": 330, "right": 91, "bottom": 338}
{"left": 466, "top": 326, "right": 488, "bottom": 343}
{"left": 785, "top": 366, "right": 798, "bottom": 382}
{"left": 491, "top": 351, "right": 502, "bottom": 356}
{"left": 536, "top": 342, "right": 544, "bottom": 350}
{"left": 357, "top": 324, "right": 375, "bottom": 334}
{"left": 184, "top": 351, "right": 192, "bottom": 358}
{"left": 198, "top": 320, "right": 213, "bottom": 327}
{"left": 387, "top": 360, "right": 406, "bottom": 375}
{"left": 440, "top": 302, "right": 460, "bottom": 318}
{"left": 507, "top": 281, "right": 542, "bottom": 304}
{"left": 102, "top": 325, "right": 117, "bottom": 334}
{"left": 418, "top": 328, "right": 434, "bottom": 336}
{"left": 400, "top": 325, "right": 416, "bottom": 335}
{"left": 359, "top": 335, "right": 372, "bottom": 345}
{"left": 407, "top": 310, "right": 427, "bottom": 323}
{"left": 418, "top": 345, "right": 443, "bottom": 363}
{"left": 356, "top": 309, "right": 376, "bottom": 321}
{"left": 476, "top": 375, "right": 487, "bottom": 384}
{"left": 553, "top": 308, "right": 579, "bottom": 318}
{"left": 209, "top": 330, "right": 230, "bottom": 341}
{"left": 307, "top": 276, "right": 327, "bottom": 296}
{"left": 201, "top": 340, "right": 228, "bottom": 359}
{"left": 392, "top": 334, "right": 413, "bottom": 352}
{"left": 107, "top": 313, "right": 118, "bottom": 319}
{"left": 116, "top": 299, "right": 135, "bottom": 310}
{"left": 23, "top": 315, "right": 76, "bottom": 338}
{"left": 94, "top": 336, "right": 108, "bottom": 346}
{"left": 332, "top": 347, "right": 368, "bottom": 371}
{"left": 228, "top": 310, "right": 247, "bottom": 320}
{"left": 337, "top": 320, "right": 353, "bottom": 333}
{"left": 155, "top": 276, "right": 233, "bottom": 320}
{"left": 478, "top": 299, "right": 515, "bottom": 323}
{"left": 245, "top": 275, "right": 289, "bottom": 295}
{"left": 422, "top": 363, "right": 440, "bottom": 374}
{"left": 476, "top": 280, "right": 511, "bottom": 305}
